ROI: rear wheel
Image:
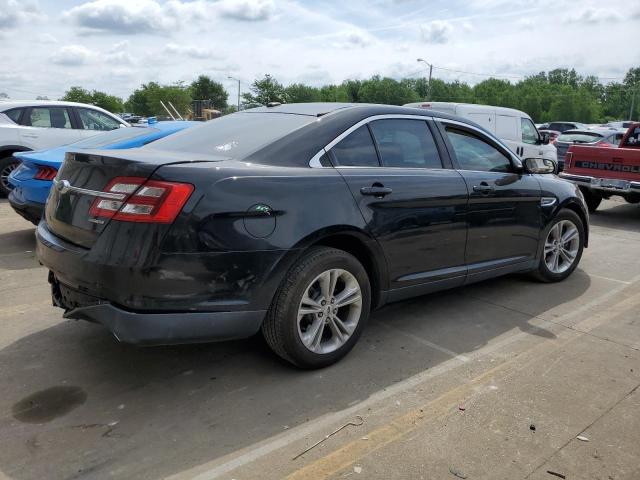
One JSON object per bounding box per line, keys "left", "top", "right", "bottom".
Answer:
{"left": 0, "top": 156, "right": 19, "bottom": 197}
{"left": 262, "top": 247, "right": 371, "bottom": 369}
{"left": 580, "top": 187, "right": 602, "bottom": 212}
{"left": 532, "top": 209, "right": 584, "bottom": 283}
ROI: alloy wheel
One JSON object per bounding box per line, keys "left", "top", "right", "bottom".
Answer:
{"left": 544, "top": 219, "right": 580, "bottom": 274}
{"left": 0, "top": 161, "right": 18, "bottom": 192}
{"left": 296, "top": 268, "right": 362, "bottom": 354}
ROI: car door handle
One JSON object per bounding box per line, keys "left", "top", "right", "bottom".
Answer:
{"left": 22, "top": 133, "right": 38, "bottom": 138}
{"left": 360, "top": 185, "right": 393, "bottom": 197}
{"left": 473, "top": 183, "right": 494, "bottom": 194}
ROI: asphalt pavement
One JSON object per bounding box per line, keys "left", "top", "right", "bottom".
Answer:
{"left": 0, "top": 198, "right": 638, "bottom": 480}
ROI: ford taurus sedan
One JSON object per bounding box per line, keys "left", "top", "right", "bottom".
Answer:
{"left": 36, "top": 103, "right": 589, "bottom": 368}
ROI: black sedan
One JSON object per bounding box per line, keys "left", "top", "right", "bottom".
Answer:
{"left": 36, "top": 103, "right": 589, "bottom": 368}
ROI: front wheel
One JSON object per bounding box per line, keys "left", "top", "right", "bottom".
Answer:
{"left": 0, "top": 156, "right": 19, "bottom": 197}
{"left": 532, "top": 209, "right": 585, "bottom": 283}
{"left": 262, "top": 247, "right": 371, "bottom": 369}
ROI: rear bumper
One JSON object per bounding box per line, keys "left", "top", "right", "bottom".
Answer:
{"left": 8, "top": 191, "right": 43, "bottom": 225}
{"left": 559, "top": 173, "right": 640, "bottom": 194}
{"left": 63, "top": 302, "right": 265, "bottom": 345}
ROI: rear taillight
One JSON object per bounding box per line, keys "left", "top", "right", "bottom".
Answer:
{"left": 564, "top": 152, "right": 572, "bottom": 169}
{"left": 89, "top": 176, "right": 194, "bottom": 224}
{"left": 34, "top": 166, "right": 58, "bottom": 181}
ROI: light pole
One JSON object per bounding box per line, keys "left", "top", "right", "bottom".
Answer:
{"left": 228, "top": 76, "right": 240, "bottom": 112}
{"left": 417, "top": 58, "right": 433, "bottom": 101}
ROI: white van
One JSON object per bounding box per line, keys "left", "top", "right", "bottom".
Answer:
{"left": 403, "top": 102, "right": 558, "bottom": 169}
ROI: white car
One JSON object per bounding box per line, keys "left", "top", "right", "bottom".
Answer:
{"left": 403, "top": 102, "right": 558, "bottom": 171}
{"left": 0, "top": 100, "right": 129, "bottom": 195}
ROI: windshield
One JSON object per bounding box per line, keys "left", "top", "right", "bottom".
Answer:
{"left": 71, "top": 127, "right": 158, "bottom": 149}
{"left": 147, "top": 112, "right": 316, "bottom": 158}
{"left": 557, "top": 131, "right": 602, "bottom": 143}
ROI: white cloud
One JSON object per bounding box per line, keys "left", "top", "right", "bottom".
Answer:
{"left": 331, "top": 30, "right": 375, "bottom": 49}
{"left": 420, "top": 20, "right": 453, "bottom": 44}
{"left": 516, "top": 18, "right": 534, "bottom": 30}
{"left": 50, "top": 45, "right": 94, "bottom": 66}
{"left": 0, "top": 0, "right": 43, "bottom": 30}
{"left": 217, "top": 0, "right": 275, "bottom": 21}
{"left": 164, "top": 43, "right": 220, "bottom": 60}
{"left": 63, "top": 0, "right": 174, "bottom": 34}
{"left": 566, "top": 7, "right": 622, "bottom": 24}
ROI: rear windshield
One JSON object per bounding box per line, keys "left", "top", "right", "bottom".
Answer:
{"left": 72, "top": 126, "right": 158, "bottom": 148}
{"left": 557, "top": 132, "right": 602, "bottom": 143}
{"left": 146, "top": 112, "right": 316, "bottom": 158}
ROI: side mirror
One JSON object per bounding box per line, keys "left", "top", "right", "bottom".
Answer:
{"left": 540, "top": 132, "right": 550, "bottom": 145}
{"left": 524, "top": 157, "right": 555, "bottom": 174}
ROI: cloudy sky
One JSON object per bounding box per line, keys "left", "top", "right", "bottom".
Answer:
{"left": 1, "top": 0, "right": 639, "bottom": 105}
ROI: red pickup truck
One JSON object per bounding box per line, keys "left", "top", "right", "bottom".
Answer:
{"left": 560, "top": 122, "right": 640, "bottom": 211}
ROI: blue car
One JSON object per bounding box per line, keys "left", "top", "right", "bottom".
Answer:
{"left": 8, "top": 121, "right": 196, "bottom": 224}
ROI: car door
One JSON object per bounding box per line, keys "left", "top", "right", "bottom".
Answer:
{"left": 18, "top": 106, "right": 81, "bottom": 149}
{"left": 328, "top": 116, "right": 469, "bottom": 298}
{"left": 435, "top": 120, "right": 542, "bottom": 282}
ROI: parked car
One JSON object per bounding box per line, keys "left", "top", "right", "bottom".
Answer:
{"left": 560, "top": 122, "right": 640, "bottom": 211}
{"left": 404, "top": 102, "right": 558, "bottom": 171}
{"left": 36, "top": 103, "right": 588, "bottom": 368}
{"left": 601, "top": 120, "right": 634, "bottom": 130}
{"left": 7, "top": 121, "right": 196, "bottom": 224}
{"left": 538, "top": 129, "right": 561, "bottom": 145}
{"left": 554, "top": 128, "right": 626, "bottom": 171}
{"left": 546, "top": 121, "right": 588, "bottom": 133}
{"left": 0, "top": 100, "right": 129, "bottom": 196}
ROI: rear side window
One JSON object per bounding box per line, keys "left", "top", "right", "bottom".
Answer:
{"left": 4, "top": 108, "right": 24, "bottom": 124}
{"left": 28, "top": 107, "right": 72, "bottom": 128}
{"left": 331, "top": 126, "right": 379, "bottom": 167}
{"left": 77, "top": 108, "right": 122, "bottom": 131}
{"left": 623, "top": 127, "right": 640, "bottom": 146}
{"left": 369, "top": 119, "right": 441, "bottom": 168}
{"left": 445, "top": 127, "right": 512, "bottom": 173}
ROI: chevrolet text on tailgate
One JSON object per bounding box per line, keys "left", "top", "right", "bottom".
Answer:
{"left": 560, "top": 122, "right": 640, "bottom": 212}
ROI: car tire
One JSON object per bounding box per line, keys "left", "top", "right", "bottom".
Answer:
{"left": 0, "top": 156, "right": 19, "bottom": 197}
{"left": 531, "top": 208, "right": 585, "bottom": 283}
{"left": 262, "top": 246, "right": 371, "bottom": 369}
{"left": 580, "top": 187, "right": 602, "bottom": 213}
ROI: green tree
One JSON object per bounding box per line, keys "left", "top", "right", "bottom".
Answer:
{"left": 61, "top": 86, "right": 93, "bottom": 104}
{"left": 124, "top": 82, "right": 192, "bottom": 117}
{"left": 190, "top": 75, "right": 228, "bottom": 110}
{"left": 285, "top": 83, "right": 322, "bottom": 103}
{"left": 242, "top": 74, "right": 287, "bottom": 107}
{"left": 358, "top": 76, "right": 419, "bottom": 105}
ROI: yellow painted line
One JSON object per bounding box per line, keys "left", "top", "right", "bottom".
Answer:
{"left": 286, "top": 288, "right": 640, "bottom": 480}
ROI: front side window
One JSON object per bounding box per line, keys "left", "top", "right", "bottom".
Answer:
{"left": 28, "top": 107, "right": 72, "bottom": 129}
{"left": 331, "top": 126, "right": 379, "bottom": 167}
{"left": 445, "top": 126, "right": 512, "bottom": 173}
{"left": 77, "top": 108, "right": 122, "bottom": 131}
{"left": 521, "top": 118, "right": 539, "bottom": 145}
{"left": 369, "top": 119, "right": 442, "bottom": 168}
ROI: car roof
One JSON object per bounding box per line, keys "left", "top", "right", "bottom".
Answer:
{"left": 563, "top": 128, "right": 625, "bottom": 135}
{"left": 245, "top": 102, "right": 471, "bottom": 123}
{"left": 403, "top": 101, "right": 532, "bottom": 119}
{"left": 0, "top": 100, "right": 116, "bottom": 111}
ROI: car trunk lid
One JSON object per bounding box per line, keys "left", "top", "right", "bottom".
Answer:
{"left": 45, "top": 149, "right": 225, "bottom": 248}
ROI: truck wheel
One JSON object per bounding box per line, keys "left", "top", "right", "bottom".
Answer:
{"left": 262, "top": 247, "right": 371, "bottom": 369}
{"left": 580, "top": 187, "right": 602, "bottom": 212}
{"left": 531, "top": 209, "right": 585, "bottom": 283}
{"left": 0, "top": 156, "right": 19, "bottom": 197}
